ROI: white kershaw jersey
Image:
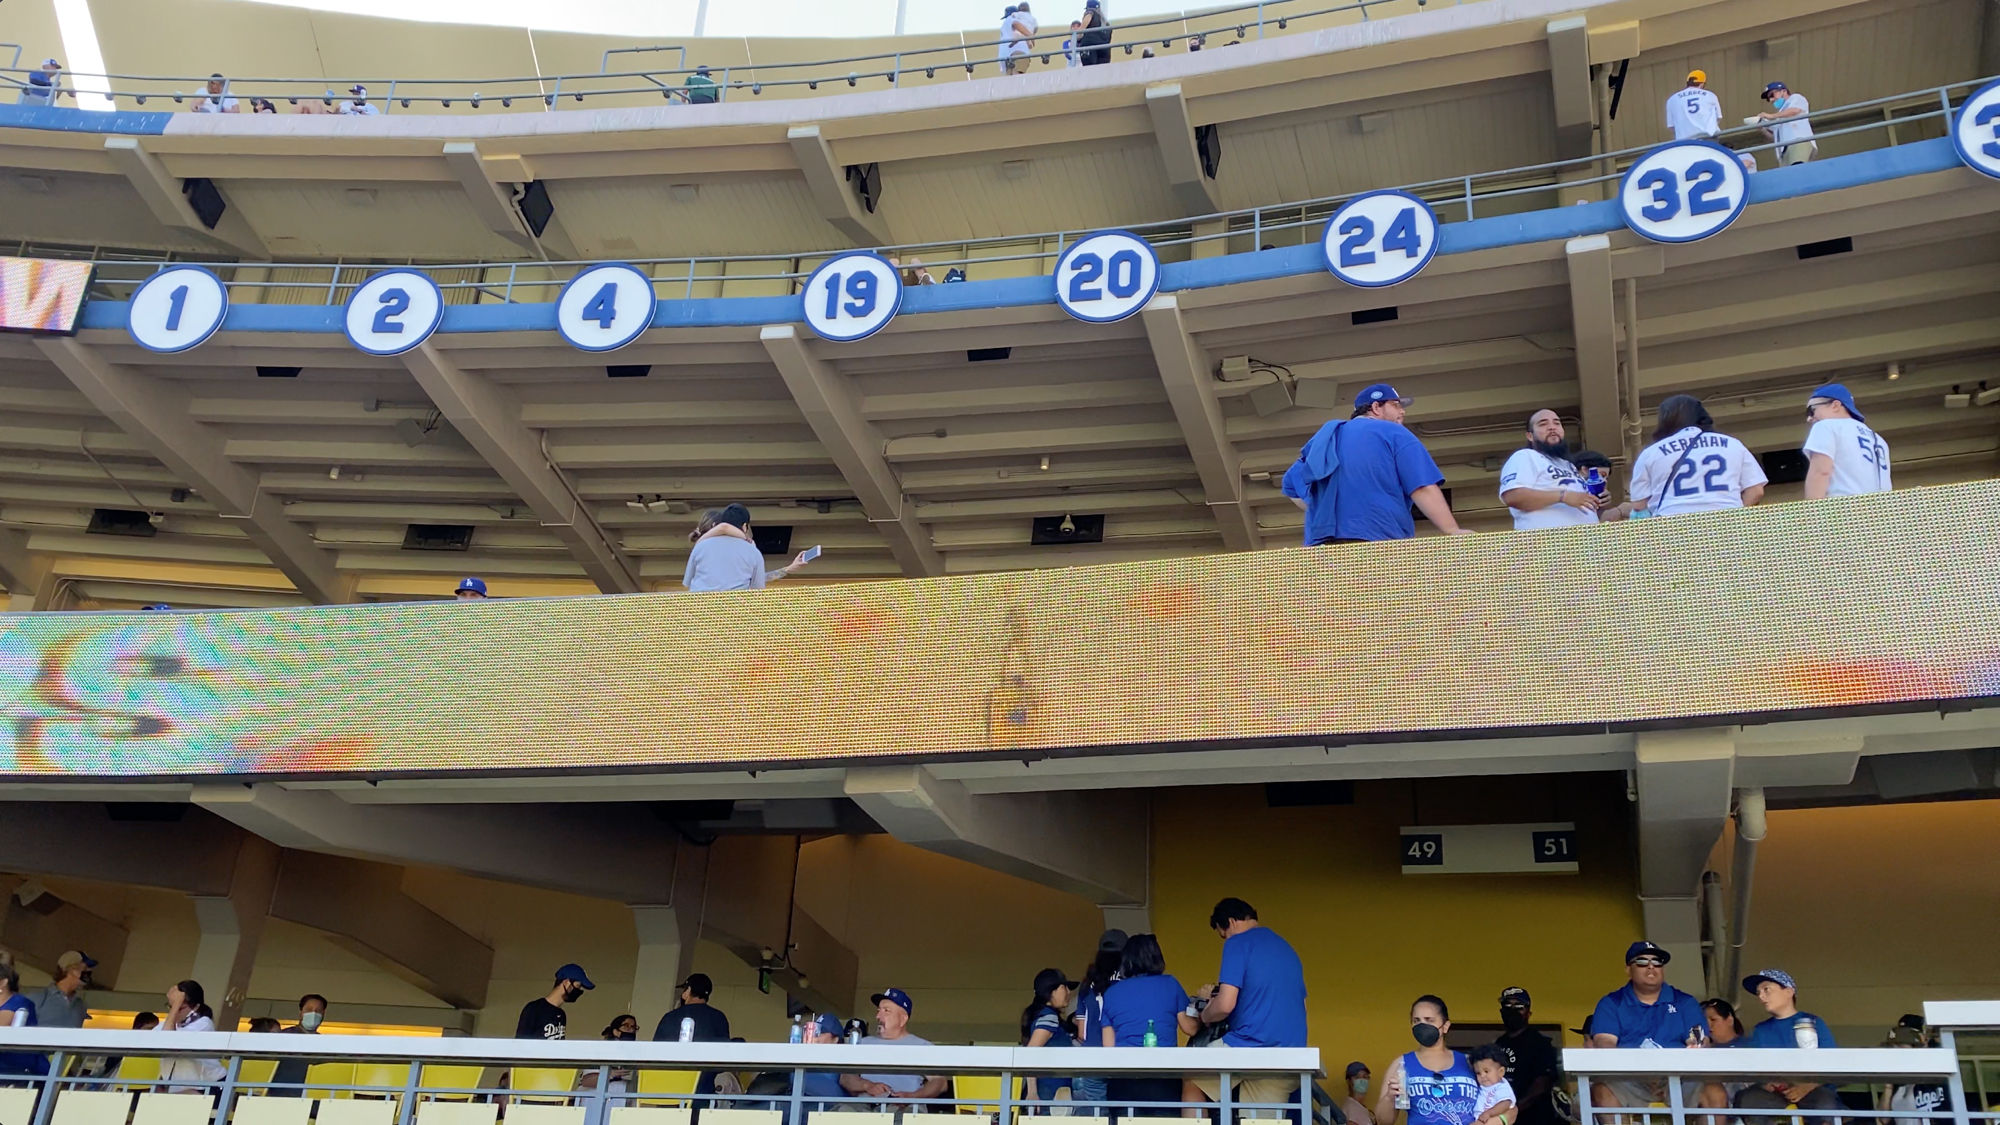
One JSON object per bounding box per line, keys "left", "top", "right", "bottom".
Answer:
{"left": 1629, "top": 427, "right": 1768, "bottom": 515}
{"left": 1665, "top": 87, "right": 1721, "bottom": 139}
{"left": 1802, "top": 417, "right": 1891, "bottom": 496}
{"left": 1498, "top": 448, "right": 1598, "bottom": 530}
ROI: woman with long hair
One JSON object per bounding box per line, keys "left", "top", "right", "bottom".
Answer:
{"left": 1616, "top": 394, "right": 1767, "bottom": 518}
{"left": 158, "top": 980, "right": 226, "bottom": 1093}
{"left": 1098, "top": 935, "right": 1198, "bottom": 1117}
{"left": 1020, "top": 968, "right": 1077, "bottom": 1110}
{"left": 1070, "top": 931, "right": 1127, "bottom": 1110}
{"left": 1374, "top": 995, "right": 1478, "bottom": 1125}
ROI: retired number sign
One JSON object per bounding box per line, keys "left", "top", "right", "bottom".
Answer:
{"left": 127, "top": 265, "right": 229, "bottom": 353}
{"left": 802, "top": 252, "right": 903, "bottom": 342}
{"left": 556, "top": 264, "right": 657, "bottom": 353}
{"left": 1619, "top": 140, "right": 1750, "bottom": 244}
{"left": 1054, "top": 231, "right": 1160, "bottom": 323}
{"left": 342, "top": 269, "right": 444, "bottom": 356}
{"left": 1951, "top": 78, "right": 2000, "bottom": 181}
{"left": 1321, "top": 190, "right": 1440, "bottom": 288}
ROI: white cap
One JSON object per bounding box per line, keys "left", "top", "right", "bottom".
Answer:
{"left": 43, "top": 58, "right": 62, "bottom": 68}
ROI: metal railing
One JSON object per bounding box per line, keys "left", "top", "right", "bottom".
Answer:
{"left": 45, "top": 75, "right": 1983, "bottom": 310}
{"left": 0, "top": 1028, "right": 1322, "bottom": 1125}
{"left": 0, "top": 0, "right": 1455, "bottom": 113}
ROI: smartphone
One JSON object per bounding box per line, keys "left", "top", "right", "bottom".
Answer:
{"left": 799, "top": 544, "right": 823, "bottom": 562}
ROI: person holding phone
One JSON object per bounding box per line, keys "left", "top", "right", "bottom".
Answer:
{"left": 684, "top": 505, "right": 816, "bottom": 591}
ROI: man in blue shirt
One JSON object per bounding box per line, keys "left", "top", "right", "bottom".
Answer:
{"left": 1188, "top": 898, "right": 1309, "bottom": 1115}
{"left": 799, "top": 1013, "right": 848, "bottom": 1109}
{"left": 1281, "top": 384, "right": 1468, "bottom": 543}
{"left": 1588, "top": 942, "right": 1705, "bottom": 1109}
{"left": 1735, "top": 970, "right": 1839, "bottom": 1115}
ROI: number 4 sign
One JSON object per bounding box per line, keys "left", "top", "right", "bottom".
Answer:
{"left": 556, "top": 263, "right": 657, "bottom": 353}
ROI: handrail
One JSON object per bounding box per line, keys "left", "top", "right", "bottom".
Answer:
{"left": 43, "top": 75, "right": 1985, "bottom": 306}
{"left": 0, "top": 0, "right": 1448, "bottom": 111}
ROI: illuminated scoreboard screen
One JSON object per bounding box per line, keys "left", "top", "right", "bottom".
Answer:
{"left": 0, "top": 258, "right": 93, "bottom": 335}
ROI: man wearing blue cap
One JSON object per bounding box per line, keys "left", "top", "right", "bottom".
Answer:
{"left": 1755, "top": 82, "right": 1816, "bottom": 164}
{"left": 454, "top": 576, "right": 488, "bottom": 600}
{"left": 1736, "top": 970, "right": 1838, "bottom": 1114}
{"left": 799, "top": 1013, "right": 848, "bottom": 1107}
{"left": 1587, "top": 942, "right": 1705, "bottom": 1109}
{"left": 1802, "top": 384, "right": 1890, "bottom": 499}
{"left": 1281, "top": 383, "right": 1468, "bottom": 543}
{"left": 516, "top": 963, "right": 592, "bottom": 1040}
{"left": 842, "top": 988, "right": 947, "bottom": 1101}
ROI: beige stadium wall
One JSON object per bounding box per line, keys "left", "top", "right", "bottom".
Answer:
{"left": 2, "top": 0, "right": 68, "bottom": 79}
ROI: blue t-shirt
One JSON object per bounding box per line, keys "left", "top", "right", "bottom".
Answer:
{"left": 1589, "top": 984, "right": 1705, "bottom": 1048}
{"left": 1076, "top": 984, "right": 1112, "bottom": 1047}
{"left": 1029, "top": 1005, "right": 1075, "bottom": 1048}
{"left": 0, "top": 994, "right": 48, "bottom": 1076}
{"left": 684, "top": 536, "right": 767, "bottom": 592}
{"left": 1401, "top": 1050, "right": 1480, "bottom": 1125}
{"left": 801, "top": 1071, "right": 845, "bottom": 1099}
{"left": 1747, "top": 1013, "right": 1835, "bottom": 1049}
{"left": 1217, "top": 926, "right": 1308, "bottom": 1048}
{"left": 1283, "top": 417, "right": 1445, "bottom": 543}
{"left": 1101, "top": 974, "right": 1189, "bottom": 1048}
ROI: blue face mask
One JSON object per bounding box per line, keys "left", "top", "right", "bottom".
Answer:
{"left": 1771, "top": 96, "right": 1787, "bottom": 110}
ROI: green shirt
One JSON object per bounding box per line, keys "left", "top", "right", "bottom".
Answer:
{"left": 684, "top": 73, "right": 719, "bottom": 104}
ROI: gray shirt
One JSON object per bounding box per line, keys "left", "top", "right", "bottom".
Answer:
{"left": 859, "top": 1032, "right": 934, "bottom": 1092}
{"left": 684, "top": 536, "right": 767, "bottom": 592}
{"left": 28, "top": 985, "right": 87, "bottom": 1029}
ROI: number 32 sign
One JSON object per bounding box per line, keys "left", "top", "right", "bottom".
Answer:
{"left": 1619, "top": 140, "right": 1749, "bottom": 244}
{"left": 803, "top": 252, "right": 904, "bottom": 343}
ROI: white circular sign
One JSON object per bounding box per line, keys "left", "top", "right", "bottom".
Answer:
{"left": 1950, "top": 78, "right": 2000, "bottom": 181}
{"left": 1053, "top": 231, "right": 1161, "bottom": 324}
{"left": 1618, "top": 140, "right": 1750, "bottom": 244}
{"left": 1320, "top": 190, "right": 1440, "bottom": 288}
{"left": 555, "top": 264, "right": 656, "bottom": 353}
{"left": 342, "top": 269, "right": 444, "bottom": 356}
{"left": 127, "top": 265, "right": 229, "bottom": 353}
{"left": 801, "top": 252, "right": 903, "bottom": 342}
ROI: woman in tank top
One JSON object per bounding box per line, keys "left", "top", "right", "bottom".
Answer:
{"left": 1374, "top": 995, "right": 1481, "bottom": 1125}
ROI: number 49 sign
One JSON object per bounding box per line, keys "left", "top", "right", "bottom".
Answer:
{"left": 1619, "top": 140, "right": 1750, "bottom": 244}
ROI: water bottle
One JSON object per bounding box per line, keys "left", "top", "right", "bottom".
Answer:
{"left": 788, "top": 1015, "right": 805, "bottom": 1044}
{"left": 1585, "top": 468, "right": 1606, "bottom": 499}
{"left": 679, "top": 1017, "right": 695, "bottom": 1043}
{"left": 1141, "top": 1019, "right": 1158, "bottom": 1048}
{"left": 1394, "top": 1059, "right": 1411, "bottom": 1111}
{"left": 1792, "top": 1017, "right": 1818, "bottom": 1049}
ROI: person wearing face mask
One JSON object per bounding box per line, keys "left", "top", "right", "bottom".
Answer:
{"left": 1375, "top": 995, "right": 1479, "bottom": 1125}
{"left": 1755, "top": 82, "right": 1816, "bottom": 165}
{"left": 26, "top": 950, "right": 95, "bottom": 1030}
{"left": 269, "top": 994, "right": 329, "bottom": 1096}
{"left": 1491, "top": 990, "right": 1558, "bottom": 1125}
{"left": 1340, "top": 1063, "right": 1376, "bottom": 1125}
{"left": 518, "top": 964, "right": 593, "bottom": 1040}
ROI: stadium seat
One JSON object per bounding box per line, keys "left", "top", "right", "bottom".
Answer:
{"left": 51, "top": 1091, "right": 134, "bottom": 1125}
{"left": 308, "top": 1063, "right": 358, "bottom": 1099}
{"left": 231, "top": 1097, "right": 312, "bottom": 1125}
{"left": 0, "top": 1088, "right": 40, "bottom": 1125}
{"left": 134, "top": 1093, "right": 216, "bottom": 1125}
{"left": 417, "top": 1103, "right": 499, "bottom": 1125}
{"left": 631, "top": 1071, "right": 699, "bottom": 1108}
{"left": 420, "top": 1065, "right": 490, "bottom": 1102}
{"left": 508, "top": 1069, "right": 579, "bottom": 1104}
{"left": 238, "top": 1059, "right": 281, "bottom": 1092}
{"left": 315, "top": 1099, "right": 397, "bottom": 1125}
{"left": 952, "top": 1076, "right": 1022, "bottom": 1115}
{"left": 352, "top": 1063, "right": 414, "bottom": 1098}
{"left": 117, "top": 1057, "right": 164, "bottom": 1090}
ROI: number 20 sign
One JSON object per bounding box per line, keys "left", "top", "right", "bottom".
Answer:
{"left": 1321, "top": 190, "right": 1440, "bottom": 289}
{"left": 1054, "top": 231, "right": 1160, "bottom": 323}
{"left": 1619, "top": 140, "right": 1750, "bottom": 244}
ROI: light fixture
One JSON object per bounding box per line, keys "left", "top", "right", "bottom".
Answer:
{"left": 625, "top": 496, "right": 649, "bottom": 511}
{"left": 1976, "top": 383, "right": 2000, "bottom": 407}
{"left": 1885, "top": 362, "right": 1901, "bottom": 381}
{"left": 470, "top": 93, "right": 482, "bottom": 108}
{"left": 1247, "top": 376, "right": 1295, "bottom": 417}
{"left": 645, "top": 497, "right": 670, "bottom": 512}
{"left": 1039, "top": 455, "right": 1050, "bottom": 471}
{"left": 1944, "top": 385, "right": 1972, "bottom": 409}
{"left": 328, "top": 466, "right": 341, "bottom": 480}
{"left": 1058, "top": 514, "right": 1077, "bottom": 535}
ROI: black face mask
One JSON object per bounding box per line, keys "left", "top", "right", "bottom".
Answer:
{"left": 563, "top": 987, "right": 584, "bottom": 1003}
{"left": 617, "top": 1030, "right": 636, "bottom": 1041}
{"left": 1412, "top": 1023, "right": 1443, "bottom": 1048}
{"left": 1501, "top": 1009, "right": 1530, "bottom": 1032}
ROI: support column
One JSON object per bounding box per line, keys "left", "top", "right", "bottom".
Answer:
{"left": 1565, "top": 235, "right": 1624, "bottom": 482}
{"left": 630, "top": 905, "right": 699, "bottom": 1023}
{"left": 188, "top": 836, "right": 281, "bottom": 1030}
{"left": 1189, "top": 218, "right": 1229, "bottom": 260}
{"left": 1634, "top": 729, "right": 1735, "bottom": 996}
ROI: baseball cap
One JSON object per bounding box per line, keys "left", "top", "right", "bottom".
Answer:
{"left": 1344, "top": 1061, "right": 1370, "bottom": 1079}
{"left": 349, "top": 84, "right": 367, "bottom": 96}
{"left": 870, "top": 987, "right": 914, "bottom": 1015}
{"left": 141, "top": 604, "right": 172, "bottom": 611}
{"left": 1500, "top": 987, "right": 1532, "bottom": 1009}
{"left": 1096, "top": 928, "right": 1129, "bottom": 953}
{"left": 811, "top": 1013, "right": 842, "bottom": 1038}
{"left": 554, "top": 963, "right": 595, "bottom": 989}
{"left": 1761, "top": 81, "right": 1788, "bottom": 100}
{"left": 1808, "top": 382, "right": 1865, "bottom": 421}
{"left": 1742, "top": 969, "right": 1797, "bottom": 993}
{"left": 695, "top": 65, "right": 711, "bottom": 74}
{"left": 1570, "top": 1015, "right": 1595, "bottom": 1037}
{"left": 456, "top": 576, "right": 487, "bottom": 596}
{"left": 1354, "top": 383, "right": 1410, "bottom": 409}
{"left": 1034, "top": 968, "right": 1079, "bottom": 996}
{"left": 57, "top": 951, "right": 97, "bottom": 972}
{"left": 1687, "top": 69, "right": 1707, "bottom": 83}
{"left": 43, "top": 59, "right": 62, "bottom": 68}
{"left": 1624, "top": 940, "right": 1671, "bottom": 965}
{"left": 679, "top": 973, "right": 713, "bottom": 999}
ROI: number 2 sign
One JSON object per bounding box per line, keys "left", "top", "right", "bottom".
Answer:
{"left": 1619, "top": 140, "right": 1750, "bottom": 244}
{"left": 802, "top": 252, "right": 904, "bottom": 342}
{"left": 342, "top": 270, "right": 444, "bottom": 356}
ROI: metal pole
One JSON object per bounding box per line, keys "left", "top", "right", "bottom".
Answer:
{"left": 787, "top": 1066, "right": 806, "bottom": 1125}
{"left": 1001, "top": 1069, "right": 1014, "bottom": 1125}
{"left": 1940, "top": 1030, "right": 1972, "bottom": 1125}
{"left": 1220, "top": 1069, "right": 1233, "bottom": 1125}
{"left": 1462, "top": 176, "right": 1475, "bottom": 220}
{"left": 1258, "top": 1, "right": 1267, "bottom": 36}
{"left": 213, "top": 1053, "right": 245, "bottom": 1125}
{"left": 27, "top": 1051, "right": 66, "bottom": 1125}
{"left": 385, "top": 79, "right": 397, "bottom": 113}
{"left": 394, "top": 1058, "right": 421, "bottom": 1125}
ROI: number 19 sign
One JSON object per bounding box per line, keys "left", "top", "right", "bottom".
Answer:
{"left": 1619, "top": 140, "right": 1749, "bottom": 244}
{"left": 1322, "top": 190, "right": 1440, "bottom": 288}
{"left": 1054, "top": 231, "right": 1160, "bottom": 323}
{"left": 803, "top": 251, "right": 903, "bottom": 342}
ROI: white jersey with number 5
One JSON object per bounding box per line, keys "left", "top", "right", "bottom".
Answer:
{"left": 1802, "top": 416, "right": 1891, "bottom": 496}
{"left": 1629, "top": 426, "right": 1768, "bottom": 515}
{"left": 1665, "top": 87, "right": 1721, "bottom": 139}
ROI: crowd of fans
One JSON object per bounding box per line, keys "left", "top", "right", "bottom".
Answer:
{"left": 0, "top": 910, "right": 1957, "bottom": 1125}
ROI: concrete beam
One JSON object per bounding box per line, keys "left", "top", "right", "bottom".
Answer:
{"left": 1145, "top": 84, "right": 1221, "bottom": 215}
{"left": 0, "top": 803, "right": 245, "bottom": 896}
{"left": 441, "top": 142, "right": 534, "bottom": 248}
{"left": 1563, "top": 235, "right": 1624, "bottom": 479}
{"left": 1546, "top": 18, "right": 1596, "bottom": 162}
{"left": 401, "top": 343, "right": 640, "bottom": 594}
{"left": 786, "top": 125, "right": 889, "bottom": 246}
{"left": 188, "top": 835, "right": 280, "bottom": 1029}
{"left": 1140, "top": 295, "right": 1258, "bottom": 550}
{"left": 0, "top": 528, "right": 40, "bottom": 597}
{"left": 270, "top": 849, "right": 492, "bottom": 1010}
{"left": 1635, "top": 729, "right": 1735, "bottom": 989}
{"left": 760, "top": 325, "right": 942, "bottom": 577}
{"left": 102, "top": 137, "right": 267, "bottom": 259}
{"left": 0, "top": 876, "right": 130, "bottom": 990}
{"left": 34, "top": 338, "right": 350, "bottom": 604}
{"left": 844, "top": 764, "right": 1148, "bottom": 905}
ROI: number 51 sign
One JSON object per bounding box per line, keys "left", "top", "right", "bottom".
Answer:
{"left": 1398, "top": 822, "right": 1580, "bottom": 874}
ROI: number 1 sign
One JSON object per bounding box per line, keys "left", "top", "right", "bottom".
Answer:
{"left": 802, "top": 252, "right": 904, "bottom": 342}
{"left": 128, "top": 265, "right": 229, "bottom": 353}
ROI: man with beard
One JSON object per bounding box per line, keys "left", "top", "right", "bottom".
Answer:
{"left": 1498, "top": 409, "right": 1623, "bottom": 529}
{"left": 1492, "top": 989, "right": 1560, "bottom": 1125}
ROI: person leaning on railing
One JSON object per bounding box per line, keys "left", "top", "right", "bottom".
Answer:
{"left": 1733, "top": 970, "right": 1839, "bottom": 1118}
{"left": 1020, "top": 968, "right": 1079, "bottom": 1110}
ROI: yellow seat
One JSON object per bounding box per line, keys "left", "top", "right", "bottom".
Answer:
{"left": 952, "top": 1076, "right": 1023, "bottom": 1115}
{"left": 352, "top": 1064, "right": 413, "bottom": 1098}
{"left": 508, "top": 1069, "right": 578, "bottom": 1105}
{"left": 134, "top": 1093, "right": 214, "bottom": 1125}
{"left": 237, "top": 1060, "right": 280, "bottom": 1093}
{"left": 232, "top": 1099, "right": 311, "bottom": 1125}
{"left": 307, "top": 1063, "right": 358, "bottom": 1100}
{"left": 117, "top": 1058, "right": 164, "bottom": 1090}
{"left": 420, "top": 1065, "right": 489, "bottom": 1102}
{"left": 52, "top": 1091, "right": 136, "bottom": 1125}
{"left": 632, "top": 1071, "right": 698, "bottom": 1109}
